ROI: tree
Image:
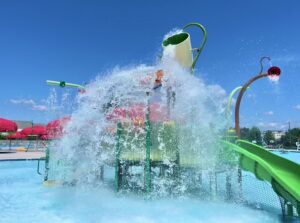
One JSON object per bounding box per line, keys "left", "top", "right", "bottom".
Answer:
{"left": 239, "top": 126, "right": 262, "bottom": 145}
{"left": 280, "top": 128, "right": 300, "bottom": 148}
{"left": 240, "top": 127, "right": 250, "bottom": 141}
{"left": 263, "top": 130, "right": 275, "bottom": 145}
{"left": 249, "top": 127, "right": 262, "bottom": 145}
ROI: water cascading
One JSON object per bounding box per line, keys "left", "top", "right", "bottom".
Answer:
{"left": 47, "top": 23, "right": 237, "bottom": 198}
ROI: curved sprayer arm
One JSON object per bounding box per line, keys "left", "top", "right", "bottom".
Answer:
{"left": 235, "top": 73, "right": 268, "bottom": 138}
{"left": 183, "top": 22, "right": 207, "bottom": 70}
{"left": 46, "top": 80, "right": 85, "bottom": 89}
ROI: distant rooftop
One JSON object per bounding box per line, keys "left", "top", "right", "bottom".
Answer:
{"left": 13, "top": 120, "right": 45, "bottom": 130}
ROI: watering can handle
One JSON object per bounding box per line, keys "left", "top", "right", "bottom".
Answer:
{"left": 183, "top": 23, "right": 207, "bottom": 70}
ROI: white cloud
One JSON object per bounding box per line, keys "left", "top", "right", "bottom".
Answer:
{"left": 207, "top": 85, "right": 227, "bottom": 98}
{"left": 10, "top": 99, "right": 47, "bottom": 111}
{"left": 295, "top": 104, "right": 300, "bottom": 110}
{"left": 10, "top": 99, "right": 35, "bottom": 106}
{"left": 257, "top": 121, "right": 280, "bottom": 129}
{"left": 269, "top": 122, "right": 278, "bottom": 127}
{"left": 257, "top": 122, "right": 264, "bottom": 126}
{"left": 32, "top": 105, "right": 47, "bottom": 111}
{"left": 264, "top": 111, "right": 274, "bottom": 116}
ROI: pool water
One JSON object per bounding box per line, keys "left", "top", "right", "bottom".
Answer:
{"left": 273, "top": 151, "right": 300, "bottom": 164}
{"left": 0, "top": 161, "right": 283, "bottom": 223}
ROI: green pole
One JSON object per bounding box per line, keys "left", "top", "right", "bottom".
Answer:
{"left": 225, "top": 86, "right": 249, "bottom": 141}
{"left": 144, "top": 92, "right": 151, "bottom": 194}
{"left": 286, "top": 202, "right": 294, "bottom": 217}
{"left": 44, "top": 146, "right": 50, "bottom": 181}
{"left": 115, "top": 122, "right": 122, "bottom": 192}
{"left": 226, "top": 86, "right": 243, "bottom": 120}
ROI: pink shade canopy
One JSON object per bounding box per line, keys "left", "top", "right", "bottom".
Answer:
{"left": 21, "top": 125, "right": 46, "bottom": 136}
{"left": 107, "top": 103, "right": 168, "bottom": 124}
{"left": 0, "top": 118, "right": 18, "bottom": 132}
{"left": 40, "top": 134, "right": 49, "bottom": 140}
{"left": 7, "top": 132, "right": 27, "bottom": 139}
{"left": 46, "top": 116, "right": 71, "bottom": 139}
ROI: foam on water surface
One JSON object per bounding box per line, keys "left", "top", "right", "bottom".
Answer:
{"left": 0, "top": 161, "right": 281, "bottom": 223}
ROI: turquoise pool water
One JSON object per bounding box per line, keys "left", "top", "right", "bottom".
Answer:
{"left": 0, "top": 161, "right": 283, "bottom": 223}
{"left": 273, "top": 151, "right": 300, "bottom": 164}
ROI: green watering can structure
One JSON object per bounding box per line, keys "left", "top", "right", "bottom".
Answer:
{"left": 162, "top": 22, "right": 207, "bottom": 71}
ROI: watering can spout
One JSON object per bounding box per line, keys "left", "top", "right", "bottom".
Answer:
{"left": 162, "top": 22, "right": 207, "bottom": 71}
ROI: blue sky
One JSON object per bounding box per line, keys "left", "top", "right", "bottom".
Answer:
{"left": 0, "top": 0, "right": 300, "bottom": 129}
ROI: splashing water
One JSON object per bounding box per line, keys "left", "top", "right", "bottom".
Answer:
{"left": 163, "top": 28, "right": 183, "bottom": 40}
{"left": 45, "top": 88, "right": 77, "bottom": 121}
{"left": 162, "top": 29, "right": 183, "bottom": 59}
{"left": 48, "top": 56, "right": 231, "bottom": 195}
{"left": 268, "top": 75, "right": 280, "bottom": 83}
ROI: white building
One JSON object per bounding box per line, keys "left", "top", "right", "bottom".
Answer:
{"left": 272, "top": 131, "right": 286, "bottom": 140}
{"left": 262, "top": 130, "right": 286, "bottom": 141}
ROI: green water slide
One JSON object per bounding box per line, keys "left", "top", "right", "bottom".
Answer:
{"left": 222, "top": 139, "right": 300, "bottom": 216}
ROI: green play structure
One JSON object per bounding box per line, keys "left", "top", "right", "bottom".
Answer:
{"left": 115, "top": 122, "right": 180, "bottom": 193}
{"left": 114, "top": 22, "right": 207, "bottom": 193}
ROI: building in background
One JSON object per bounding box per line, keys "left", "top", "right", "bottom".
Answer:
{"left": 272, "top": 131, "right": 286, "bottom": 141}
{"left": 13, "top": 120, "right": 44, "bottom": 132}
{"left": 261, "top": 130, "right": 286, "bottom": 142}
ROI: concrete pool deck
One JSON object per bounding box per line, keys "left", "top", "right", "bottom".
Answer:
{"left": 0, "top": 150, "right": 45, "bottom": 161}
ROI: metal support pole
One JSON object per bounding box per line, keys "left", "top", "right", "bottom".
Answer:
{"left": 226, "top": 171, "right": 232, "bottom": 200}
{"left": 44, "top": 146, "right": 50, "bottom": 181}
{"left": 144, "top": 92, "right": 151, "bottom": 194}
{"left": 235, "top": 73, "right": 268, "bottom": 138}
{"left": 286, "top": 202, "right": 294, "bottom": 217}
{"left": 115, "top": 122, "right": 122, "bottom": 192}
{"left": 237, "top": 167, "right": 243, "bottom": 202}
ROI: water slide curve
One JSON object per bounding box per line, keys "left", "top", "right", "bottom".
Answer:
{"left": 222, "top": 139, "right": 300, "bottom": 215}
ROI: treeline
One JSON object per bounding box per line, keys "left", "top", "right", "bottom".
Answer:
{"left": 280, "top": 128, "right": 300, "bottom": 148}
{"left": 240, "top": 127, "right": 263, "bottom": 145}
{"left": 240, "top": 127, "right": 300, "bottom": 149}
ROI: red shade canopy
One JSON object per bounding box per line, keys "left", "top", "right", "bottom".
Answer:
{"left": 0, "top": 118, "right": 18, "bottom": 132}
{"left": 21, "top": 125, "right": 46, "bottom": 136}
{"left": 7, "top": 132, "right": 27, "bottom": 139}
{"left": 46, "top": 116, "right": 71, "bottom": 139}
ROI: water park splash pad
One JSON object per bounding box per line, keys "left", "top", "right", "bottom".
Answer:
{"left": 39, "top": 22, "right": 300, "bottom": 221}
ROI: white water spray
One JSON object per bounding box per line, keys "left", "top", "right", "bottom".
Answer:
{"left": 48, "top": 49, "right": 230, "bottom": 197}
